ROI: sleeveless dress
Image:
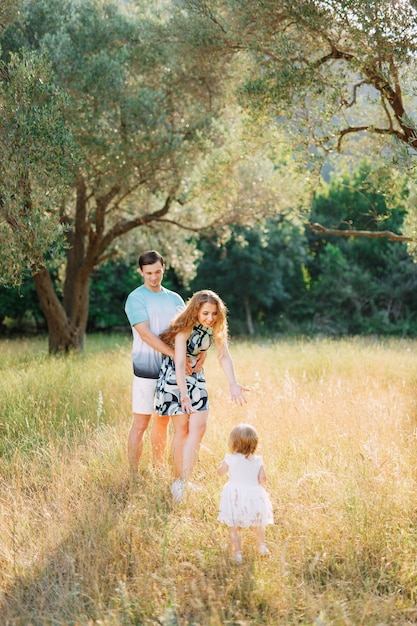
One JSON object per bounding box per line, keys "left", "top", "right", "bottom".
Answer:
{"left": 217, "top": 453, "right": 274, "bottom": 527}
{"left": 155, "top": 323, "right": 213, "bottom": 416}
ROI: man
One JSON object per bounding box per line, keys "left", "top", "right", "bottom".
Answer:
{"left": 125, "top": 250, "right": 199, "bottom": 474}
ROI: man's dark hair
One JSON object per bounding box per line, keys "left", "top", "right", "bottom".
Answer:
{"left": 138, "top": 250, "right": 165, "bottom": 269}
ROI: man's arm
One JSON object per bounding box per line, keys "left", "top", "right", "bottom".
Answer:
{"left": 134, "top": 321, "right": 193, "bottom": 374}
{"left": 134, "top": 321, "right": 175, "bottom": 359}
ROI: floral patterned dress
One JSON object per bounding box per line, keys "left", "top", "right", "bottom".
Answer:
{"left": 155, "top": 323, "right": 213, "bottom": 416}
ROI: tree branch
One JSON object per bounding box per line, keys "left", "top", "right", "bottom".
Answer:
{"left": 314, "top": 44, "right": 354, "bottom": 68}
{"left": 313, "top": 44, "right": 417, "bottom": 150}
{"left": 336, "top": 125, "right": 406, "bottom": 151}
{"left": 309, "top": 222, "right": 413, "bottom": 242}
{"left": 152, "top": 217, "right": 203, "bottom": 231}
{"left": 341, "top": 81, "right": 367, "bottom": 108}
{"left": 0, "top": 62, "right": 10, "bottom": 82}
{"left": 96, "top": 191, "right": 178, "bottom": 259}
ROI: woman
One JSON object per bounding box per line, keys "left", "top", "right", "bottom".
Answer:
{"left": 155, "top": 290, "right": 249, "bottom": 501}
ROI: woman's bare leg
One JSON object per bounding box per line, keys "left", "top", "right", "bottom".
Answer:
{"left": 181, "top": 410, "right": 208, "bottom": 481}
{"left": 171, "top": 414, "right": 189, "bottom": 478}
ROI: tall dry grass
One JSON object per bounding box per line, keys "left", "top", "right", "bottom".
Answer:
{"left": 1, "top": 335, "right": 417, "bottom": 625}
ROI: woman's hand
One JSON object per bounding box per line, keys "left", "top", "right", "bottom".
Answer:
{"left": 230, "top": 382, "right": 250, "bottom": 405}
{"left": 180, "top": 395, "right": 196, "bottom": 414}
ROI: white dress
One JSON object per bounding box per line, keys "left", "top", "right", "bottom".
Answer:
{"left": 217, "top": 453, "right": 274, "bottom": 528}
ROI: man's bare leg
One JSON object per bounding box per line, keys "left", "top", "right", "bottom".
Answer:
{"left": 150, "top": 414, "right": 170, "bottom": 468}
{"left": 128, "top": 413, "right": 151, "bottom": 474}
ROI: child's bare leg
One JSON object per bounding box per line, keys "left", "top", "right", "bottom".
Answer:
{"left": 229, "top": 526, "right": 242, "bottom": 561}
{"left": 253, "top": 525, "right": 265, "bottom": 548}
{"left": 253, "top": 525, "right": 269, "bottom": 555}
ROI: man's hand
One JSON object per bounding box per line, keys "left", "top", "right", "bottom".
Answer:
{"left": 193, "top": 351, "right": 207, "bottom": 373}
{"left": 184, "top": 352, "right": 206, "bottom": 375}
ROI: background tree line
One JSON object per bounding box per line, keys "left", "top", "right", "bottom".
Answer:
{"left": 3, "top": 159, "right": 417, "bottom": 338}
{"left": 2, "top": 0, "right": 417, "bottom": 349}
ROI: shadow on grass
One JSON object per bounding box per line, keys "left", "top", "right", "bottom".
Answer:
{"left": 1, "top": 469, "right": 277, "bottom": 625}
{"left": 0, "top": 470, "right": 175, "bottom": 625}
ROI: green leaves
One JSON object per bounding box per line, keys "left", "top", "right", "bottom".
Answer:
{"left": 0, "top": 49, "right": 75, "bottom": 285}
{"left": 192, "top": 0, "right": 417, "bottom": 158}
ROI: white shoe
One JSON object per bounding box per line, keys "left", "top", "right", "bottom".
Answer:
{"left": 186, "top": 482, "right": 201, "bottom": 492}
{"left": 170, "top": 478, "right": 186, "bottom": 502}
{"left": 258, "top": 544, "right": 270, "bottom": 556}
{"left": 234, "top": 551, "right": 243, "bottom": 564}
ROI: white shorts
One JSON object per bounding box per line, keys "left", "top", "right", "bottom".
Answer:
{"left": 132, "top": 376, "right": 157, "bottom": 415}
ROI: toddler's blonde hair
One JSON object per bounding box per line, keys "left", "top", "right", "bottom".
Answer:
{"left": 229, "top": 423, "right": 259, "bottom": 458}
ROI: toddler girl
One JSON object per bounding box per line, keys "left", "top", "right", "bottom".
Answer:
{"left": 217, "top": 423, "right": 273, "bottom": 563}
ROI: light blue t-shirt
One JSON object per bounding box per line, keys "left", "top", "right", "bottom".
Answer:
{"left": 125, "top": 285, "right": 185, "bottom": 379}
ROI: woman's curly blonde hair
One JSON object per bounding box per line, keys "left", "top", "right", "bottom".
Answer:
{"left": 160, "top": 289, "right": 228, "bottom": 351}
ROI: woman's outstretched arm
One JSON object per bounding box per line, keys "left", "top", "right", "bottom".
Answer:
{"left": 218, "top": 343, "right": 250, "bottom": 405}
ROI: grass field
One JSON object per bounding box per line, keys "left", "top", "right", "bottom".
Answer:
{"left": 1, "top": 334, "right": 417, "bottom": 625}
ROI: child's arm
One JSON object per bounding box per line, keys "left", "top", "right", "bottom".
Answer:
{"left": 217, "top": 342, "right": 249, "bottom": 405}
{"left": 217, "top": 459, "right": 229, "bottom": 476}
{"left": 175, "top": 331, "right": 195, "bottom": 414}
{"left": 258, "top": 464, "right": 267, "bottom": 485}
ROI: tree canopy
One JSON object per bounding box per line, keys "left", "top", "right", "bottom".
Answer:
{"left": 0, "top": 49, "right": 75, "bottom": 286}
{"left": 188, "top": 0, "right": 417, "bottom": 165}
{"left": 0, "top": 0, "right": 22, "bottom": 31}
{"left": 0, "top": 0, "right": 238, "bottom": 350}
{"left": 2, "top": 0, "right": 417, "bottom": 350}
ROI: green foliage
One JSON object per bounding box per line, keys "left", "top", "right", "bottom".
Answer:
{"left": 0, "top": 0, "right": 244, "bottom": 351}
{"left": 88, "top": 262, "right": 139, "bottom": 331}
{"left": 2, "top": 0, "right": 417, "bottom": 347}
{"left": 0, "top": 0, "right": 248, "bottom": 353}
{"left": 188, "top": 216, "right": 308, "bottom": 334}
{"left": 305, "top": 163, "right": 417, "bottom": 335}
{"left": 0, "top": 258, "right": 184, "bottom": 335}
{"left": 87, "top": 260, "right": 183, "bottom": 332}
{"left": 0, "top": 278, "right": 44, "bottom": 335}
{"left": 0, "top": 49, "right": 75, "bottom": 286}
{"left": 189, "top": 0, "right": 417, "bottom": 189}
{"left": 3, "top": 161, "right": 417, "bottom": 339}
{"left": 0, "top": 0, "right": 22, "bottom": 30}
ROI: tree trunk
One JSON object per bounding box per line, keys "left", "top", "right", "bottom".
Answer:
{"left": 32, "top": 178, "right": 95, "bottom": 353}
{"left": 243, "top": 295, "right": 254, "bottom": 335}
{"left": 32, "top": 176, "right": 173, "bottom": 353}
{"left": 33, "top": 267, "right": 89, "bottom": 353}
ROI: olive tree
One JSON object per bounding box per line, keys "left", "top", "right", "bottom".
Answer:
{"left": 187, "top": 0, "right": 417, "bottom": 238}
{"left": 0, "top": 0, "right": 234, "bottom": 352}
